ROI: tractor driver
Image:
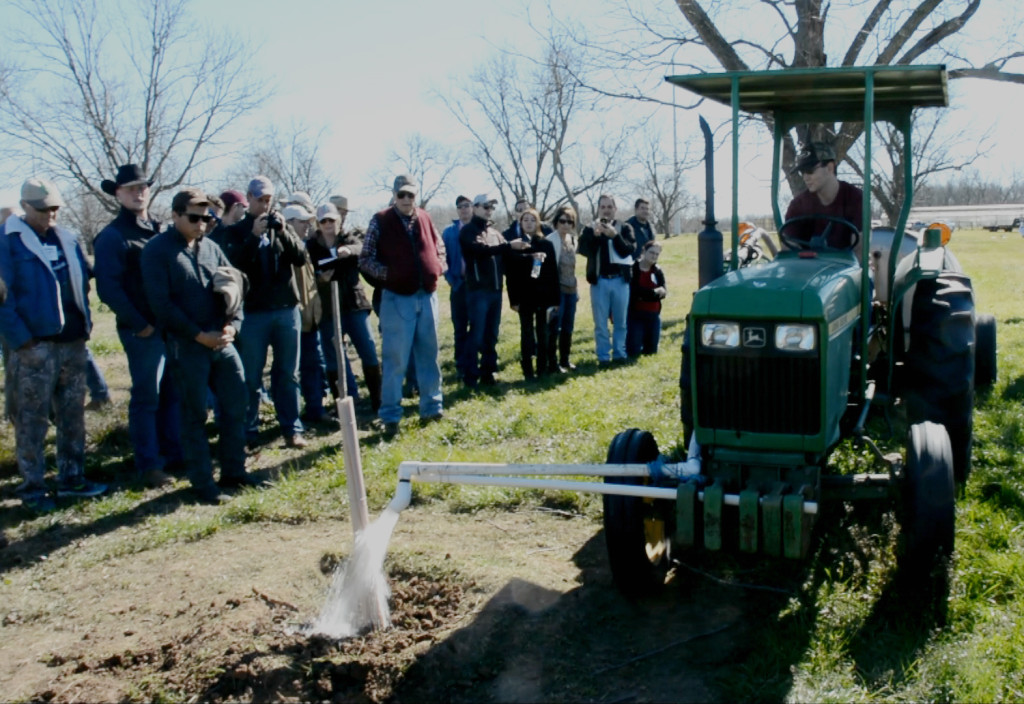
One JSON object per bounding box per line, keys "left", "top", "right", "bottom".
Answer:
{"left": 783, "top": 141, "right": 863, "bottom": 259}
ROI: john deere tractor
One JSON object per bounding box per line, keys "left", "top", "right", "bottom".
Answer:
{"left": 603, "top": 65, "right": 998, "bottom": 595}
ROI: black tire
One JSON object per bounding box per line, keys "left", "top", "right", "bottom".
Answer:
{"left": 900, "top": 422, "right": 955, "bottom": 579}
{"left": 603, "top": 429, "right": 669, "bottom": 597}
{"left": 975, "top": 313, "right": 997, "bottom": 388}
{"left": 902, "top": 274, "right": 975, "bottom": 484}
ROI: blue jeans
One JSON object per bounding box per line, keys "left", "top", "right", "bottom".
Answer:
{"left": 591, "top": 276, "right": 629, "bottom": 362}
{"left": 166, "top": 337, "right": 247, "bottom": 487}
{"left": 627, "top": 309, "right": 662, "bottom": 357}
{"left": 238, "top": 306, "right": 304, "bottom": 438}
{"left": 378, "top": 289, "right": 443, "bottom": 423}
{"left": 299, "top": 329, "right": 326, "bottom": 418}
{"left": 465, "top": 288, "right": 502, "bottom": 384}
{"left": 450, "top": 284, "right": 469, "bottom": 379}
{"left": 557, "top": 291, "right": 578, "bottom": 337}
{"left": 85, "top": 346, "right": 109, "bottom": 401}
{"left": 118, "top": 329, "right": 182, "bottom": 473}
{"left": 319, "top": 309, "right": 378, "bottom": 399}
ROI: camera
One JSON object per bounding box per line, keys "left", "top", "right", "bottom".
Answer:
{"left": 264, "top": 211, "right": 283, "bottom": 233}
{"left": 600, "top": 218, "right": 609, "bottom": 225}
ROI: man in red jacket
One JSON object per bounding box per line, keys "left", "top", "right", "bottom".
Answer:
{"left": 358, "top": 175, "right": 446, "bottom": 436}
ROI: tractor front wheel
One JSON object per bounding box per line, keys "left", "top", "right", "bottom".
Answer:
{"left": 603, "top": 429, "right": 671, "bottom": 597}
{"left": 900, "top": 421, "right": 955, "bottom": 581}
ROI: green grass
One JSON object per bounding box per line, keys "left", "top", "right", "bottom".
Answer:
{"left": 2, "top": 228, "right": 1022, "bottom": 701}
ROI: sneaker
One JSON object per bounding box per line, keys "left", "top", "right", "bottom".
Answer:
{"left": 193, "top": 483, "right": 230, "bottom": 505}
{"left": 141, "top": 468, "right": 173, "bottom": 488}
{"left": 217, "top": 473, "right": 266, "bottom": 490}
{"left": 284, "top": 434, "right": 308, "bottom": 449}
{"left": 22, "top": 494, "right": 57, "bottom": 514}
{"left": 56, "top": 479, "right": 107, "bottom": 498}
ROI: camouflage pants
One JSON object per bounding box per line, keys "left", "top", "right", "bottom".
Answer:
{"left": 8, "top": 340, "right": 87, "bottom": 497}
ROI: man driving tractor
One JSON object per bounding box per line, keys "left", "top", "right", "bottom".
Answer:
{"left": 783, "top": 141, "right": 864, "bottom": 258}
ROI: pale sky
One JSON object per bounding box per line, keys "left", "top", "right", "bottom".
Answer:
{"left": 1, "top": 0, "right": 1022, "bottom": 220}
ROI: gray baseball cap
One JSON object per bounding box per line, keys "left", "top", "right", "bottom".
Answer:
{"left": 21, "top": 177, "right": 65, "bottom": 210}
{"left": 392, "top": 174, "right": 418, "bottom": 195}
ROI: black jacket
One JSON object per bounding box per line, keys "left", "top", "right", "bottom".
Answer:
{"left": 505, "top": 234, "right": 560, "bottom": 310}
{"left": 460, "top": 214, "right": 511, "bottom": 293}
{"left": 93, "top": 207, "right": 162, "bottom": 332}
{"left": 215, "top": 212, "right": 308, "bottom": 312}
{"left": 578, "top": 220, "right": 635, "bottom": 285}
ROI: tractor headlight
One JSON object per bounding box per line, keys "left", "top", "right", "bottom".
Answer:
{"left": 701, "top": 321, "right": 740, "bottom": 348}
{"left": 775, "top": 324, "right": 816, "bottom": 352}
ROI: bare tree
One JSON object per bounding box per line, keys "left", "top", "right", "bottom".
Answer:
{"left": 566, "top": 0, "right": 1024, "bottom": 193}
{"left": 0, "top": 0, "right": 260, "bottom": 215}
{"left": 370, "top": 133, "right": 464, "bottom": 209}
{"left": 440, "top": 33, "right": 633, "bottom": 223}
{"left": 846, "top": 108, "right": 992, "bottom": 223}
{"left": 228, "top": 122, "right": 337, "bottom": 206}
{"left": 631, "top": 123, "right": 701, "bottom": 237}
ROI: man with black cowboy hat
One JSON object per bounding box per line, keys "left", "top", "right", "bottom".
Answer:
{"left": 784, "top": 141, "right": 863, "bottom": 257}
{"left": 94, "top": 164, "right": 183, "bottom": 488}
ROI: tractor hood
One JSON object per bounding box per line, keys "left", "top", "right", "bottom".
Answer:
{"left": 692, "top": 252, "right": 861, "bottom": 326}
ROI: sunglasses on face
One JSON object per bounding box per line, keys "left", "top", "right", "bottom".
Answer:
{"left": 319, "top": 218, "right": 337, "bottom": 225}
{"left": 480, "top": 204, "right": 495, "bottom": 211}
{"left": 457, "top": 202, "right": 471, "bottom": 208}
{"left": 396, "top": 192, "right": 416, "bottom": 200}
{"left": 185, "top": 213, "right": 214, "bottom": 224}
{"left": 799, "top": 162, "right": 822, "bottom": 175}
{"left": 30, "top": 205, "right": 60, "bottom": 213}
{"left": 556, "top": 218, "right": 574, "bottom": 225}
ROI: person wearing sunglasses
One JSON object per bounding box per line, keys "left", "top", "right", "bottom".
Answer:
{"left": 94, "top": 164, "right": 183, "bottom": 489}
{"left": 141, "top": 187, "right": 254, "bottom": 505}
{"left": 0, "top": 177, "right": 107, "bottom": 513}
{"left": 358, "top": 174, "right": 447, "bottom": 436}
{"left": 783, "top": 141, "right": 863, "bottom": 257}
{"left": 547, "top": 204, "right": 580, "bottom": 371}
{"left": 458, "top": 193, "right": 529, "bottom": 389}
{"left": 308, "top": 202, "right": 381, "bottom": 415}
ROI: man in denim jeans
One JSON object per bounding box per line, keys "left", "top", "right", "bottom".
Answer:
{"left": 0, "top": 178, "right": 106, "bottom": 513}
{"left": 94, "top": 164, "right": 182, "bottom": 488}
{"left": 358, "top": 174, "right": 446, "bottom": 436}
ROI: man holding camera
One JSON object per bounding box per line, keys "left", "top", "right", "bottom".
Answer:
{"left": 218, "top": 176, "right": 310, "bottom": 448}
{"left": 578, "top": 194, "right": 635, "bottom": 364}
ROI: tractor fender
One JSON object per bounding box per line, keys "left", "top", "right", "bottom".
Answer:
{"left": 892, "top": 245, "right": 967, "bottom": 353}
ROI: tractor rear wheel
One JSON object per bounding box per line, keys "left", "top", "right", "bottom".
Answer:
{"left": 903, "top": 274, "right": 975, "bottom": 484}
{"left": 603, "top": 429, "right": 670, "bottom": 597}
{"left": 975, "top": 313, "right": 997, "bottom": 389}
{"left": 900, "top": 422, "right": 955, "bottom": 581}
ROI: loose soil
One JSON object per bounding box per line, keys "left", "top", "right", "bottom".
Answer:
{"left": 0, "top": 497, "right": 793, "bottom": 703}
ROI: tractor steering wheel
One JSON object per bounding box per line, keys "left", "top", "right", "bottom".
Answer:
{"left": 778, "top": 215, "right": 861, "bottom": 253}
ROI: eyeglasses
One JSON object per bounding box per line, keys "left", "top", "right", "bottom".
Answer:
{"left": 396, "top": 192, "right": 416, "bottom": 200}
{"left": 556, "top": 219, "right": 575, "bottom": 225}
{"left": 479, "top": 204, "right": 495, "bottom": 211}
{"left": 29, "top": 204, "right": 60, "bottom": 213}
{"left": 319, "top": 218, "right": 337, "bottom": 225}
{"left": 185, "top": 213, "right": 214, "bottom": 224}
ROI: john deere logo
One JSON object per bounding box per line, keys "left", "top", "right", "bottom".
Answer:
{"left": 743, "top": 327, "right": 766, "bottom": 347}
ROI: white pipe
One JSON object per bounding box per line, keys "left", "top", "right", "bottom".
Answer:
{"left": 392, "top": 469, "right": 818, "bottom": 515}
{"left": 397, "top": 461, "right": 654, "bottom": 479}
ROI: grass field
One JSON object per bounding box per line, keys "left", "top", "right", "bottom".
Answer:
{"left": 1, "top": 227, "right": 1022, "bottom": 702}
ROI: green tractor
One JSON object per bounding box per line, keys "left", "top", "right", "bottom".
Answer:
{"left": 603, "top": 65, "right": 998, "bottom": 596}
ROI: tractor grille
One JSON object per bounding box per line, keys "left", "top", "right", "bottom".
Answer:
{"left": 695, "top": 352, "right": 821, "bottom": 435}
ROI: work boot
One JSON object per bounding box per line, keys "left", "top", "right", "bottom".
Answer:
{"left": 364, "top": 364, "right": 383, "bottom": 413}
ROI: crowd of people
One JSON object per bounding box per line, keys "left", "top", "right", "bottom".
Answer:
{"left": 0, "top": 165, "right": 670, "bottom": 511}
